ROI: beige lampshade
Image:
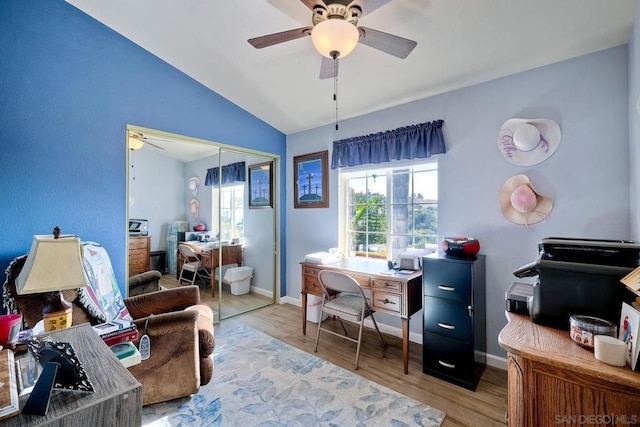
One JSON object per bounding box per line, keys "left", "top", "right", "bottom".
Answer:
{"left": 16, "top": 235, "right": 88, "bottom": 295}
{"left": 311, "top": 19, "right": 359, "bottom": 59}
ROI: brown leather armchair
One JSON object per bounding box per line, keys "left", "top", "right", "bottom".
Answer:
{"left": 2, "top": 254, "right": 215, "bottom": 406}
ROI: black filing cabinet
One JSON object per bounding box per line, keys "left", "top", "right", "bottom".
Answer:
{"left": 422, "top": 253, "right": 486, "bottom": 390}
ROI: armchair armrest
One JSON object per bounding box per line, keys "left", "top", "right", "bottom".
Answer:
{"left": 124, "top": 285, "right": 200, "bottom": 320}
{"left": 130, "top": 310, "right": 201, "bottom": 406}
{"left": 128, "top": 270, "right": 162, "bottom": 297}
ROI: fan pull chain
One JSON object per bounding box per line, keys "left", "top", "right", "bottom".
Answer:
{"left": 333, "top": 57, "right": 339, "bottom": 131}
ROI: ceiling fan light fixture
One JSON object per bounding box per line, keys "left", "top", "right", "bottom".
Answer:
{"left": 311, "top": 18, "right": 359, "bottom": 59}
{"left": 128, "top": 136, "right": 144, "bottom": 150}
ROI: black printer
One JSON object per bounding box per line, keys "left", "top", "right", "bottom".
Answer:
{"left": 513, "top": 237, "right": 640, "bottom": 330}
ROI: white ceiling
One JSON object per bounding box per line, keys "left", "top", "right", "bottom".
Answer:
{"left": 67, "top": 0, "right": 635, "bottom": 135}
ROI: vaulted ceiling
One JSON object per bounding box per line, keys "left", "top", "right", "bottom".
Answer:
{"left": 67, "top": 0, "right": 635, "bottom": 135}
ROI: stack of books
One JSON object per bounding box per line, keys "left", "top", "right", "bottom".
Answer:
{"left": 92, "top": 320, "right": 138, "bottom": 346}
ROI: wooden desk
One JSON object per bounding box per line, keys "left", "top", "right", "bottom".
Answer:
{"left": 499, "top": 312, "right": 640, "bottom": 426}
{"left": 178, "top": 243, "right": 243, "bottom": 295}
{"left": 301, "top": 259, "right": 422, "bottom": 374}
{"left": 3, "top": 323, "right": 142, "bottom": 426}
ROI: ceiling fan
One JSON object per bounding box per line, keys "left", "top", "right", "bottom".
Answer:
{"left": 248, "top": 0, "right": 417, "bottom": 79}
{"left": 128, "top": 132, "right": 166, "bottom": 151}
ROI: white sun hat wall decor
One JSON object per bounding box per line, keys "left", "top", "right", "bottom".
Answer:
{"left": 497, "top": 118, "right": 561, "bottom": 166}
{"left": 499, "top": 174, "right": 553, "bottom": 225}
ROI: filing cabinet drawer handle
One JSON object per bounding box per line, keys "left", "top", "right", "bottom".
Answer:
{"left": 438, "top": 322, "right": 455, "bottom": 330}
{"left": 438, "top": 360, "right": 456, "bottom": 369}
{"left": 438, "top": 285, "right": 455, "bottom": 292}
{"left": 379, "top": 298, "right": 397, "bottom": 305}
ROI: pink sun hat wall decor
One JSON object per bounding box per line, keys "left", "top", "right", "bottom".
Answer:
{"left": 499, "top": 174, "right": 553, "bottom": 225}
{"left": 497, "top": 118, "right": 561, "bottom": 166}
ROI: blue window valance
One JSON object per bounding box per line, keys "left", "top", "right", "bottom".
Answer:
{"left": 331, "top": 120, "right": 446, "bottom": 169}
{"left": 205, "top": 161, "right": 246, "bottom": 186}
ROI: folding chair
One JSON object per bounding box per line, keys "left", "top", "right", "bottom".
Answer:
{"left": 314, "top": 270, "right": 386, "bottom": 370}
{"left": 178, "top": 244, "right": 211, "bottom": 287}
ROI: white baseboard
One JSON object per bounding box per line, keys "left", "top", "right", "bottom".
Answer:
{"left": 486, "top": 353, "right": 507, "bottom": 371}
{"left": 279, "top": 299, "right": 508, "bottom": 371}
{"left": 250, "top": 286, "right": 273, "bottom": 298}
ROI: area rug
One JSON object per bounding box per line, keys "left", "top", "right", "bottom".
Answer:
{"left": 142, "top": 323, "right": 446, "bottom": 426}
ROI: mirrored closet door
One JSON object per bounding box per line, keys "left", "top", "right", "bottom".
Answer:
{"left": 126, "top": 126, "right": 277, "bottom": 322}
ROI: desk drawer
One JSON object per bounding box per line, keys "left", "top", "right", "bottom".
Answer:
{"left": 424, "top": 297, "right": 472, "bottom": 342}
{"left": 129, "top": 237, "right": 149, "bottom": 249}
{"left": 423, "top": 331, "right": 474, "bottom": 385}
{"left": 372, "top": 291, "right": 401, "bottom": 314}
{"left": 372, "top": 278, "right": 402, "bottom": 293}
{"left": 304, "top": 274, "right": 323, "bottom": 294}
{"left": 304, "top": 266, "right": 322, "bottom": 278}
{"left": 423, "top": 261, "right": 471, "bottom": 304}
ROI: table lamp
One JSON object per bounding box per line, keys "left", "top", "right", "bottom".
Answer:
{"left": 15, "top": 227, "right": 88, "bottom": 332}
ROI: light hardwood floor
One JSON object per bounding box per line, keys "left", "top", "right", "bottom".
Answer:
{"left": 163, "top": 274, "right": 509, "bottom": 426}
{"left": 160, "top": 273, "right": 273, "bottom": 320}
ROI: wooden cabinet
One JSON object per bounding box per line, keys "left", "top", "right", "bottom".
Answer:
{"left": 499, "top": 312, "right": 640, "bottom": 426}
{"left": 422, "top": 253, "right": 486, "bottom": 390}
{"left": 128, "top": 236, "right": 150, "bottom": 276}
{"left": 3, "top": 324, "right": 142, "bottom": 426}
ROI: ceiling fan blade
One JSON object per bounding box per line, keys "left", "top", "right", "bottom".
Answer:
{"left": 299, "top": 0, "right": 322, "bottom": 11}
{"left": 248, "top": 27, "right": 312, "bottom": 49}
{"left": 319, "top": 56, "right": 339, "bottom": 79}
{"left": 145, "top": 141, "right": 165, "bottom": 150}
{"left": 350, "top": 0, "right": 392, "bottom": 17}
{"left": 358, "top": 26, "right": 417, "bottom": 59}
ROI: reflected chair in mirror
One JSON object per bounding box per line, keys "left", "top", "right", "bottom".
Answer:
{"left": 314, "top": 270, "right": 386, "bottom": 370}
{"left": 178, "top": 244, "right": 211, "bottom": 288}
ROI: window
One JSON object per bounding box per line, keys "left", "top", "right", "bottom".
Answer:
{"left": 341, "top": 162, "right": 437, "bottom": 260}
{"left": 213, "top": 184, "right": 244, "bottom": 241}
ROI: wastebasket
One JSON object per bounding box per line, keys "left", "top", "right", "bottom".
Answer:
{"left": 306, "top": 295, "right": 328, "bottom": 323}
{"left": 150, "top": 251, "right": 166, "bottom": 274}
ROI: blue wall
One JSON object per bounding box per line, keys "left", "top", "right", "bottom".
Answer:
{"left": 0, "top": 0, "right": 286, "bottom": 296}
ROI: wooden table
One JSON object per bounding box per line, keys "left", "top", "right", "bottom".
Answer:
{"left": 301, "top": 258, "right": 423, "bottom": 374}
{"left": 178, "top": 243, "right": 243, "bottom": 295}
{"left": 2, "top": 323, "right": 142, "bottom": 426}
{"left": 498, "top": 312, "right": 640, "bottom": 426}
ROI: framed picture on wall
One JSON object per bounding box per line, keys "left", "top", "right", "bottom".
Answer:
{"left": 248, "top": 161, "right": 273, "bottom": 208}
{"left": 294, "top": 150, "right": 328, "bottom": 208}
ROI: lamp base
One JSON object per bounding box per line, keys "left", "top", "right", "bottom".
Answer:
{"left": 42, "top": 291, "right": 72, "bottom": 332}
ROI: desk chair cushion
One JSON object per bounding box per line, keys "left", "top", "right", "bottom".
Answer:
{"left": 324, "top": 293, "right": 367, "bottom": 318}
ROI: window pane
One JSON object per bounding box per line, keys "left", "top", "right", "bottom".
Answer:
{"left": 413, "top": 169, "right": 438, "bottom": 203}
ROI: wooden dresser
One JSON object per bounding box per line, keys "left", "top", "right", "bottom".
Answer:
{"left": 128, "top": 236, "right": 150, "bottom": 276}
{"left": 499, "top": 312, "right": 640, "bottom": 426}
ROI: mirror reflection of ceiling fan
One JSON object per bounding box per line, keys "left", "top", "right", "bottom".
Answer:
{"left": 248, "top": 0, "right": 417, "bottom": 79}
{"left": 128, "top": 132, "right": 166, "bottom": 151}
